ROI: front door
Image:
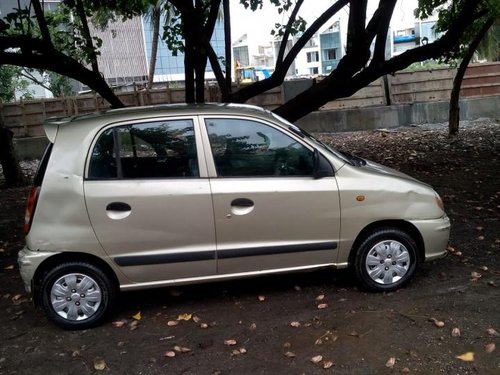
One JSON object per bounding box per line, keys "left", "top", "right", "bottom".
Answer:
{"left": 84, "top": 117, "right": 216, "bottom": 283}
{"left": 202, "top": 117, "right": 341, "bottom": 275}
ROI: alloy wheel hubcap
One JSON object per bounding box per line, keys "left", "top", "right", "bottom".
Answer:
{"left": 365, "top": 240, "right": 410, "bottom": 285}
{"left": 50, "top": 273, "right": 102, "bottom": 321}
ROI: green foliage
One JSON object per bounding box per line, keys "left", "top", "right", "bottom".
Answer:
{"left": 417, "top": 0, "right": 500, "bottom": 62}
{"left": 48, "top": 72, "right": 76, "bottom": 97}
{"left": 0, "top": 65, "right": 33, "bottom": 102}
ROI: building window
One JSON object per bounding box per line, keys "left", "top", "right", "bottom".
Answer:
{"left": 323, "top": 48, "right": 337, "bottom": 61}
{"left": 306, "top": 51, "right": 319, "bottom": 63}
{"left": 310, "top": 67, "right": 319, "bottom": 75}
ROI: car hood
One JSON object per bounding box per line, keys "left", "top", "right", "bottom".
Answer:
{"left": 361, "top": 159, "right": 430, "bottom": 187}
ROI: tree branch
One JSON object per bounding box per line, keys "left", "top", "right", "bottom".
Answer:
{"left": 273, "top": 0, "right": 483, "bottom": 122}
{"left": 31, "top": 0, "right": 53, "bottom": 48}
{"left": 231, "top": 0, "right": 349, "bottom": 103}
{"left": 371, "top": 0, "right": 397, "bottom": 64}
{"left": 75, "top": 0, "right": 99, "bottom": 74}
{"left": 276, "top": 0, "right": 304, "bottom": 65}
{"left": 0, "top": 47, "right": 123, "bottom": 108}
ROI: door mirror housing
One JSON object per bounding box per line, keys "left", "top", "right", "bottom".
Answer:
{"left": 313, "top": 149, "right": 334, "bottom": 179}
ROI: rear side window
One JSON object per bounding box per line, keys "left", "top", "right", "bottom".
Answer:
{"left": 88, "top": 120, "right": 198, "bottom": 179}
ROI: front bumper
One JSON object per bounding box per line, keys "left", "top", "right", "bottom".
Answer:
{"left": 18, "top": 247, "right": 59, "bottom": 293}
{"left": 409, "top": 215, "right": 451, "bottom": 261}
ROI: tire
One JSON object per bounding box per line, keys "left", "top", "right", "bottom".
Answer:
{"left": 38, "top": 262, "right": 116, "bottom": 329}
{"left": 353, "top": 228, "right": 418, "bottom": 292}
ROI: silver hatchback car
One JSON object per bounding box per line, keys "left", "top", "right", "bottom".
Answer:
{"left": 19, "top": 104, "right": 450, "bottom": 329}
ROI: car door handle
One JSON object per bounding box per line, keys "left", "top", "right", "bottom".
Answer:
{"left": 106, "top": 202, "right": 131, "bottom": 211}
{"left": 231, "top": 198, "right": 254, "bottom": 207}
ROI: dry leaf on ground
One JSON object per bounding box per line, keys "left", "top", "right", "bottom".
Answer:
{"left": 310, "top": 355, "right": 323, "bottom": 364}
{"left": 258, "top": 295, "right": 265, "bottom": 301}
{"left": 167, "top": 320, "right": 179, "bottom": 327}
{"left": 290, "top": 321, "right": 301, "bottom": 328}
{"left": 93, "top": 358, "right": 106, "bottom": 371}
{"left": 385, "top": 357, "right": 396, "bottom": 368}
{"left": 177, "top": 313, "right": 192, "bottom": 321}
{"left": 224, "top": 339, "right": 237, "bottom": 346}
{"left": 485, "top": 343, "right": 496, "bottom": 353}
{"left": 315, "top": 294, "right": 325, "bottom": 301}
{"left": 132, "top": 311, "right": 141, "bottom": 321}
{"left": 323, "top": 360, "right": 334, "bottom": 369}
{"left": 486, "top": 328, "right": 499, "bottom": 336}
{"left": 451, "top": 327, "right": 461, "bottom": 337}
{"left": 164, "top": 351, "right": 176, "bottom": 358}
{"left": 284, "top": 351, "right": 296, "bottom": 358}
{"left": 317, "top": 303, "right": 328, "bottom": 309}
{"left": 456, "top": 352, "right": 474, "bottom": 362}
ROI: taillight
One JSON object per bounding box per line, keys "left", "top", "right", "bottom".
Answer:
{"left": 24, "top": 186, "right": 40, "bottom": 235}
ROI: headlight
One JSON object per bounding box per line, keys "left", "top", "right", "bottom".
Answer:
{"left": 435, "top": 192, "right": 444, "bottom": 211}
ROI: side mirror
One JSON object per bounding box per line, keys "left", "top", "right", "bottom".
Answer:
{"left": 313, "top": 149, "right": 334, "bottom": 179}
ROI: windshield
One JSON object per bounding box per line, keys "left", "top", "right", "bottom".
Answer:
{"left": 271, "top": 113, "right": 353, "bottom": 165}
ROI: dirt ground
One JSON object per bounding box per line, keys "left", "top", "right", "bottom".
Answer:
{"left": 0, "top": 120, "right": 499, "bottom": 374}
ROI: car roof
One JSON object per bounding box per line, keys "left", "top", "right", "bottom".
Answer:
{"left": 43, "top": 103, "right": 274, "bottom": 143}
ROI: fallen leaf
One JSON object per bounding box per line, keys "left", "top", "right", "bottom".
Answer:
{"left": 455, "top": 251, "right": 463, "bottom": 257}
{"left": 224, "top": 339, "right": 237, "bottom": 346}
{"left": 310, "top": 355, "right": 323, "bottom": 364}
{"left": 164, "top": 351, "right": 176, "bottom": 358}
{"left": 284, "top": 351, "right": 296, "bottom": 358}
{"left": 200, "top": 323, "right": 208, "bottom": 329}
{"left": 112, "top": 320, "right": 126, "bottom": 328}
{"left": 315, "top": 294, "right": 325, "bottom": 301}
{"left": 480, "top": 266, "right": 488, "bottom": 271}
{"left": 486, "top": 328, "right": 499, "bottom": 336}
{"left": 93, "top": 358, "right": 106, "bottom": 371}
{"left": 401, "top": 367, "right": 410, "bottom": 374}
{"left": 477, "top": 236, "right": 485, "bottom": 241}
{"left": 290, "top": 321, "right": 301, "bottom": 328}
{"left": 129, "top": 320, "right": 139, "bottom": 331}
{"left": 132, "top": 311, "right": 141, "bottom": 321}
{"left": 476, "top": 226, "right": 484, "bottom": 231}
{"left": 470, "top": 272, "right": 482, "bottom": 281}
{"left": 177, "top": 313, "right": 192, "bottom": 321}
{"left": 192, "top": 316, "right": 201, "bottom": 323}
{"left": 451, "top": 327, "right": 461, "bottom": 337}
{"left": 294, "top": 285, "right": 301, "bottom": 291}
{"left": 485, "top": 343, "right": 496, "bottom": 353}
{"left": 456, "top": 352, "right": 474, "bottom": 362}
{"left": 167, "top": 320, "right": 179, "bottom": 327}
{"left": 258, "top": 295, "right": 265, "bottom": 301}
{"left": 323, "top": 360, "right": 334, "bottom": 369}
{"left": 429, "top": 318, "right": 445, "bottom": 328}
{"left": 249, "top": 323, "right": 257, "bottom": 330}
{"left": 317, "top": 303, "right": 328, "bottom": 309}
{"left": 238, "top": 348, "right": 247, "bottom": 354}
{"left": 283, "top": 342, "right": 291, "bottom": 349}
{"left": 385, "top": 357, "right": 396, "bottom": 368}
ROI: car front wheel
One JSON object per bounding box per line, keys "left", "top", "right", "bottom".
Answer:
{"left": 39, "top": 262, "right": 116, "bottom": 329}
{"left": 353, "top": 228, "right": 418, "bottom": 292}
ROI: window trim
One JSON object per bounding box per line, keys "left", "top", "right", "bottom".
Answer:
{"left": 85, "top": 116, "right": 207, "bottom": 181}
{"left": 199, "top": 115, "right": 316, "bottom": 179}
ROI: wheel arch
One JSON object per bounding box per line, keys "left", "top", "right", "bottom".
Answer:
{"left": 347, "top": 220, "right": 425, "bottom": 267}
{"left": 32, "top": 252, "right": 120, "bottom": 306}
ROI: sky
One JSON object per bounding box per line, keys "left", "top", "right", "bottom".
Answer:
{"left": 230, "top": 0, "right": 420, "bottom": 43}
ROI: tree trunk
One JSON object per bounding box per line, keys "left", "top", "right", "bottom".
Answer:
{"left": 147, "top": 4, "right": 161, "bottom": 90}
{"left": 223, "top": 0, "right": 232, "bottom": 92}
{"left": 183, "top": 14, "right": 196, "bottom": 103}
{"left": 449, "top": 18, "right": 493, "bottom": 136}
{"left": 0, "top": 125, "right": 24, "bottom": 187}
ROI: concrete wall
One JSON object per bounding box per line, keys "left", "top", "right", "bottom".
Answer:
{"left": 296, "top": 96, "right": 500, "bottom": 133}
{"left": 14, "top": 95, "right": 499, "bottom": 160}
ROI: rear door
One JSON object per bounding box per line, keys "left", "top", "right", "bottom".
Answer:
{"left": 84, "top": 116, "right": 216, "bottom": 283}
{"left": 201, "top": 116, "right": 341, "bottom": 275}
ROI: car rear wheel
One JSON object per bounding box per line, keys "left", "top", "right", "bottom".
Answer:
{"left": 353, "top": 228, "right": 418, "bottom": 292}
{"left": 39, "top": 262, "right": 116, "bottom": 329}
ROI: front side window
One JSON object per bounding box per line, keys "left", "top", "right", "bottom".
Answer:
{"left": 89, "top": 119, "right": 198, "bottom": 179}
{"left": 205, "top": 118, "right": 313, "bottom": 177}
